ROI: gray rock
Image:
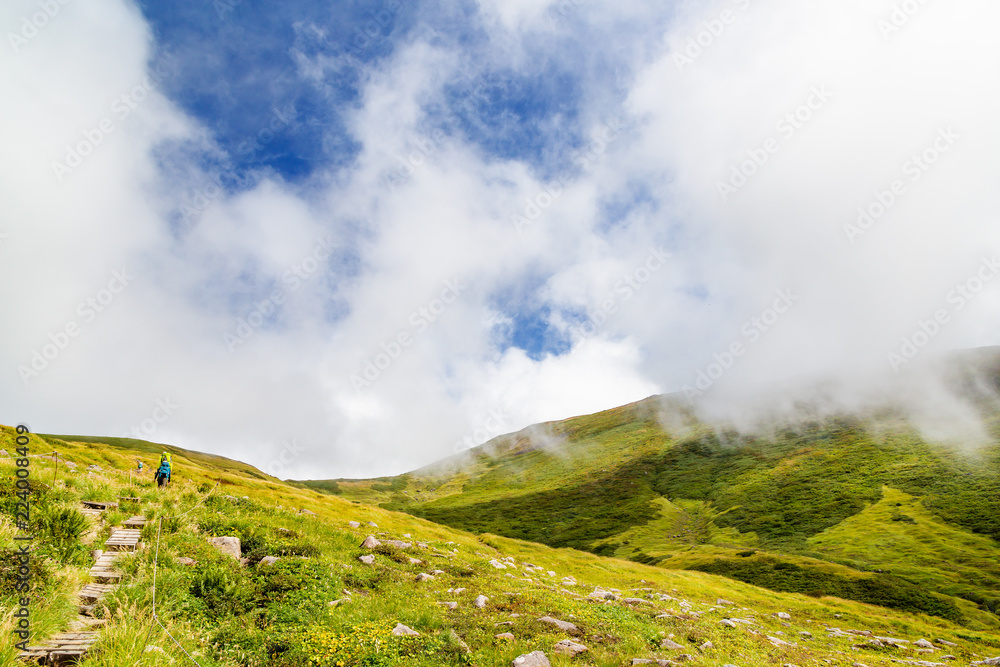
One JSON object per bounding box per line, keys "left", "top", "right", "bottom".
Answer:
{"left": 348, "top": 521, "right": 360, "bottom": 528}
{"left": 623, "top": 597, "right": 653, "bottom": 605}
{"left": 439, "top": 601, "right": 458, "bottom": 610}
{"left": 588, "top": 587, "right": 618, "bottom": 600}
{"left": 561, "top": 576, "right": 577, "bottom": 586}
{"left": 775, "top": 612, "right": 791, "bottom": 620}
{"left": 660, "top": 638, "right": 685, "bottom": 650}
{"left": 258, "top": 556, "right": 280, "bottom": 567}
{"left": 717, "top": 598, "right": 734, "bottom": 606}
{"left": 495, "top": 632, "right": 515, "bottom": 640}
{"left": 407, "top": 557, "right": 423, "bottom": 565}
{"left": 367, "top": 521, "right": 378, "bottom": 527}
{"left": 935, "top": 639, "right": 957, "bottom": 647}
{"left": 537, "top": 616, "right": 578, "bottom": 633}
{"left": 430, "top": 569, "right": 445, "bottom": 575}
{"left": 300, "top": 509, "right": 316, "bottom": 515}
{"left": 207, "top": 536, "right": 241, "bottom": 559}
{"left": 698, "top": 641, "right": 713, "bottom": 651}
{"left": 720, "top": 619, "right": 738, "bottom": 628}
{"left": 416, "top": 572, "right": 435, "bottom": 582}
{"left": 474, "top": 595, "right": 489, "bottom": 608}
{"left": 553, "top": 639, "right": 588, "bottom": 656}
{"left": 361, "top": 535, "right": 381, "bottom": 549}
{"left": 359, "top": 554, "right": 375, "bottom": 564}
{"left": 512, "top": 651, "right": 550, "bottom": 667}
{"left": 972, "top": 659, "right": 1000, "bottom": 666}
{"left": 391, "top": 623, "right": 419, "bottom": 637}
{"left": 489, "top": 559, "right": 508, "bottom": 569}
{"left": 176, "top": 557, "right": 197, "bottom": 566}
{"left": 384, "top": 540, "right": 412, "bottom": 549}
{"left": 914, "top": 639, "right": 935, "bottom": 649}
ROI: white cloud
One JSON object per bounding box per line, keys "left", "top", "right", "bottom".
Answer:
{"left": 2, "top": 0, "right": 999, "bottom": 478}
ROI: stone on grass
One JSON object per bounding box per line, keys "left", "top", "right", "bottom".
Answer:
{"left": 512, "top": 651, "right": 550, "bottom": 667}
{"left": 416, "top": 572, "right": 435, "bottom": 582}
{"left": 258, "top": 556, "right": 280, "bottom": 567}
{"left": 720, "top": 619, "right": 737, "bottom": 628}
{"left": 915, "top": 639, "right": 935, "bottom": 649}
{"left": 408, "top": 557, "right": 423, "bottom": 565}
{"left": 553, "top": 639, "right": 588, "bottom": 656}
{"left": 489, "top": 559, "right": 508, "bottom": 569}
{"left": 775, "top": 612, "right": 791, "bottom": 620}
{"left": 439, "top": 601, "right": 458, "bottom": 610}
{"left": 392, "top": 623, "right": 420, "bottom": 637}
{"left": 430, "top": 569, "right": 445, "bottom": 575}
{"left": 717, "top": 598, "right": 734, "bottom": 606}
{"left": 699, "top": 641, "right": 714, "bottom": 651}
{"left": 495, "top": 632, "right": 515, "bottom": 640}
{"left": 660, "top": 638, "right": 685, "bottom": 650}
{"left": 207, "top": 536, "right": 241, "bottom": 559}
{"left": 474, "top": 595, "right": 488, "bottom": 608}
{"left": 361, "top": 535, "right": 381, "bottom": 549}
{"left": 561, "top": 576, "right": 577, "bottom": 586}
{"left": 623, "top": 597, "right": 652, "bottom": 605}
{"left": 589, "top": 587, "right": 618, "bottom": 601}
{"left": 359, "top": 554, "right": 375, "bottom": 565}
{"left": 537, "top": 616, "right": 578, "bottom": 633}
{"left": 176, "top": 557, "right": 197, "bottom": 566}
{"left": 384, "top": 540, "right": 412, "bottom": 549}
{"left": 348, "top": 521, "right": 360, "bottom": 528}
{"left": 935, "top": 639, "right": 957, "bottom": 647}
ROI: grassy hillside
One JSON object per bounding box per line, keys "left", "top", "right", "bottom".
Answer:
{"left": 303, "top": 352, "right": 1000, "bottom": 630}
{"left": 5, "top": 426, "right": 1000, "bottom": 666}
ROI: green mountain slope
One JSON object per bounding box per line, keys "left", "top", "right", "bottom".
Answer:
{"left": 9, "top": 427, "right": 1000, "bottom": 666}
{"left": 310, "top": 349, "right": 1000, "bottom": 628}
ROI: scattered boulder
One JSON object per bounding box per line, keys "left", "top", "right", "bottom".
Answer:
{"left": 440, "top": 601, "right": 458, "bottom": 610}
{"left": 391, "top": 623, "right": 419, "bottom": 637}
{"left": 717, "top": 598, "right": 734, "bottom": 606}
{"left": 207, "top": 536, "right": 241, "bottom": 559}
{"left": 660, "top": 638, "right": 685, "bottom": 650}
{"left": 239, "top": 557, "right": 250, "bottom": 567}
{"left": 430, "top": 569, "right": 445, "bottom": 575}
{"left": 474, "top": 595, "right": 489, "bottom": 608}
{"left": 553, "top": 639, "right": 588, "bottom": 656}
{"left": 623, "top": 597, "right": 653, "bottom": 606}
{"left": 328, "top": 598, "right": 349, "bottom": 607}
{"left": 87, "top": 465, "right": 101, "bottom": 471}
{"left": 489, "top": 559, "right": 508, "bottom": 569}
{"left": 258, "top": 556, "right": 280, "bottom": 567}
{"left": 589, "top": 587, "right": 618, "bottom": 601}
{"left": 407, "top": 557, "right": 423, "bottom": 565}
{"left": 775, "top": 612, "right": 791, "bottom": 620}
{"left": 361, "top": 535, "right": 381, "bottom": 549}
{"left": 915, "top": 639, "right": 936, "bottom": 649}
{"left": 416, "top": 573, "right": 435, "bottom": 582}
{"left": 300, "top": 509, "right": 316, "bottom": 515}
{"left": 495, "top": 632, "right": 515, "bottom": 641}
{"left": 767, "top": 635, "right": 794, "bottom": 647}
{"left": 176, "top": 557, "right": 197, "bottom": 566}
{"left": 359, "top": 554, "right": 375, "bottom": 565}
{"left": 936, "top": 639, "right": 957, "bottom": 647}
{"left": 512, "top": 651, "right": 550, "bottom": 667}
{"left": 537, "top": 616, "right": 578, "bottom": 633}
{"left": 367, "top": 521, "right": 378, "bottom": 527}
{"left": 561, "top": 576, "right": 577, "bottom": 586}
{"left": 348, "top": 521, "right": 360, "bottom": 528}
{"left": 720, "top": 619, "right": 737, "bottom": 628}
{"left": 384, "top": 540, "right": 412, "bottom": 549}
{"left": 699, "top": 641, "right": 714, "bottom": 651}
{"left": 972, "top": 659, "right": 1000, "bottom": 666}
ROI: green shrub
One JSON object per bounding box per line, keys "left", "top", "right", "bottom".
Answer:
{"left": 190, "top": 561, "right": 254, "bottom": 615}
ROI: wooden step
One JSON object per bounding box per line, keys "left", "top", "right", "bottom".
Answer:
{"left": 103, "top": 529, "right": 141, "bottom": 551}
{"left": 17, "top": 631, "right": 100, "bottom": 665}
{"left": 79, "top": 583, "right": 116, "bottom": 604}
{"left": 81, "top": 500, "right": 118, "bottom": 510}
{"left": 122, "top": 515, "right": 147, "bottom": 528}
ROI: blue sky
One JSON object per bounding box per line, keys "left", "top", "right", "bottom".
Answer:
{"left": 3, "top": 0, "right": 1000, "bottom": 477}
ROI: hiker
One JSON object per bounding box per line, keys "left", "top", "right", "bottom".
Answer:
{"left": 155, "top": 452, "right": 172, "bottom": 487}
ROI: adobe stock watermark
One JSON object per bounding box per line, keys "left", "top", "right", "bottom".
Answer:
{"left": 843, "top": 126, "right": 958, "bottom": 244}
{"left": 177, "top": 104, "right": 296, "bottom": 227}
{"left": 8, "top": 0, "right": 73, "bottom": 54}
{"left": 717, "top": 85, "right": 832, "bottom": 202}
{"left": 452, "top": 406, "right": 509, "bottom": 454}
{"left": 887, "top": 255, "right": 999, "bottom": 371}
{"left": 878, "top": 0, "right": 930, "bottom": 41}
{"left": 681, "top": 288, "right": 799, "bottom": 400}
{"left": 512, "top": 117, "right": 624, "bottom": 234}
{"left": 673, "top": 0, "right": 753, "bottom": 72}
{"left": 122, "top": 398, "right": 179, "bottom": 439}
{"left": 264, "top": 439, "right": 306, "bottom": 478}
{"left": 18, "top": 269, "right": 133, "bottom": 385}
{"left": 224, "top": 236, "right": 334, "bottom": 352}
{"left": 50, "top": 60, "right": 172, "bottom": 183}
{"left": 350, "top": 278, "right": 466, "bottom": 391}
{"left": 381, "top": 127, "right": 450, "bottom": 192}
{"left": 569, "top": 247, "right": 673, "bottom": 340}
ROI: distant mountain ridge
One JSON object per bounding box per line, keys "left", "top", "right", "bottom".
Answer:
{"left": 297, "top": 347, "right": 1000, "bottom": 626}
